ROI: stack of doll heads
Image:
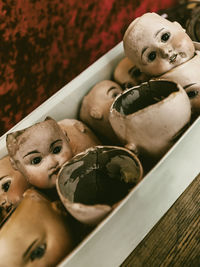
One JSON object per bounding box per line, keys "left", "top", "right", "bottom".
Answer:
{"left": 123, "top": 12, "right": 200, "bottom": 114}
{"left": 1, "top": 12, "right": 199, "bottom": 267}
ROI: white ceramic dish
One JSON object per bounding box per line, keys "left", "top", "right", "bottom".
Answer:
{"left": 0, "top": 42, "right": 199, "bottom": 267}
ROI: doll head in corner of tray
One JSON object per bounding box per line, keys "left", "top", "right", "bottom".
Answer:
{"left": 123, "top": 12, "right": 200, "bottom": 114}
{"left": 0, "top": 155, "right": 30, "bottom": 224}
{"left": 79, "top": 80, "right": 123, "bottom": 144}
{"left": 6, "top": 118, "right": 73, "bottom": 189}
{"left": 0, "top": 188, "right": 75, "bottom": 267}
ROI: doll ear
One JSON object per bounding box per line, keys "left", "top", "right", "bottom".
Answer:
{"left": 44, "top": 116, "right": 54, "bottom": 121}
{"left": 9, "top": 156, "right": 18, "bottom": 170}
{"left": 173, "top": 21, "right": 186, "bottom": 32}
{"left": 6, "top": 133, "right": 18, "bottom": 158}
{"left": 61, "top": 128, "right": 70, "bottom": 143}
{"left": 90, "top": 108, "right": 103, "bottom": 120}
{"left": 74, "top": 121, "right": 86, "bottom": 133}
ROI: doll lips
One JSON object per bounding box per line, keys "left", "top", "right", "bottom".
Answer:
{"left": 169, "top": 54, "right": 177, "bottom": 63}
{"left": 49, "top": 168, "right": 60, "bottom": 179}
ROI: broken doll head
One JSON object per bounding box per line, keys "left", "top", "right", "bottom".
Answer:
{"left": 0, "top": 189, "right": 75, "bottom": 267}
{"left": 6, "top": 118, "right": 73, "bottom": 189}
{"left": 56, "top": 145, "right": 143, "bottom": 225}
{"left": 0, "top": 155, "right": 30, "bottom": 224}
{"left": 123, "top": 12, "right": 195, "bottom": 77}
{"left": 109, "top": 80, "right": 191, "bottom": 160}
{"left": 79, "top": 80, "right": 123, "bottom": 143}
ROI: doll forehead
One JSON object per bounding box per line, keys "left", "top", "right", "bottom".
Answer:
{"left": 89, "top": 81, "right": 121, "bottom": 97}
{"left": 16, "top": 121, "right": 64, "bottom": 149}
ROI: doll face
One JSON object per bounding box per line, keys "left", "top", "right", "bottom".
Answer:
{"left": 0, "top": 156, "right": 29, "bottom": 218}
{"left": 0, "top": 189, "right": 74, "bottom": 267}
{"left": 7, "top": 120, "right": 72, "bottom": 189}
{"left": 123, "top": 13, "right": 195, "bottom": 76}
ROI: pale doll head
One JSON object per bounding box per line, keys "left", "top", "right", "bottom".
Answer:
{"left": 0, "top": 155, "right": 30, "bottom": 222}
{"left": 0, "top": 189, "right": 75, "bottom": 267}
{"left": 123, "top": 12, "right": 195, "bottom": 76}
{"left": 113, "top": 57, "right": 149, "bottom": 88}
{"left": 79, "top": 80, "right": 122, "bottom": 142}
{"left": 6, "top": 118, "right": 73, "bottom": 189}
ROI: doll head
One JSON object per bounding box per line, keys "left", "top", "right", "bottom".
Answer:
{"left": 58, "top": 119, "right": 101, "bottom": 156}
{"left": 79, "top": 80, "right": 122, "bottom": 143}
{"left": 6, "top": 118, "right": 73, "bottom": 189}
{"left": 109, "top": 80, "right": 191, "bottom": 160}
{"left": 57, "top": 146, "right": 143, "bottom": 225}
{"left": 0, "top": 155, "right": 30, "bottom": 222}
{"left": 0, "top": 189, "right": 75, "bottom": 266}
{"left": 123, "top": 12, "right": 195, "bottom": 77}
{"left": 113, "top": 57, "right": 149, "bottom": 88}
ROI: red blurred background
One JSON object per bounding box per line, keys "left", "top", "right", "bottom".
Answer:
{"left": 0, "top": 0, "right": 178, "bottom": 135}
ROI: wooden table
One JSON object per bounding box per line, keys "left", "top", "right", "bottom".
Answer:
{"left": 121, "top": 173, "right": 200, "bottom": 267}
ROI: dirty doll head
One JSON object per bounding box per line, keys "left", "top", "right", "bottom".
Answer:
{"left": 123, "top": 12, "right": 195, "bottom": 76}
{"left": 0, "top": 189, "right": 75, "bottom": 267}
{"left": 6, "top": 118, "right": 73, "bottom": 189}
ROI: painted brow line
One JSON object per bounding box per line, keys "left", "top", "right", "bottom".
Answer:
{"left": 50, "top": 139, "right": 62, "bottom": 149}
{"left": 23, "top": 239, "right": 38, "bottom": 259}
{"left": 107, "top": 86, "right": 117, "bottom": 94}
{"left": 0, "top": 175, "right": 8, "bottom": 181}
{"left": 141, "top": 47, "right": 147, "bottom": 59}
{"left": 23, "top": 150, "right": 39, "bottom": 158}
{"left": 155, "top": 27, "right": 164, "bottom": 37}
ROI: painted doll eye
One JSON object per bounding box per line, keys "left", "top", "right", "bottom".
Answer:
{"left": 53, "top": 146, "right": 62, "bottom": 154}
{"left": 161, "top": 32, "right": 170, "bottom": 42}
{"left": 31, "top": 157, "right": 42, "bottom": 165}
{"left": 108, "top": 87, "right": 121, "bottom": 99}
{"left": 2, "top": 181, "right": 11, "bottom": 192}
{"left": 30, "top": 243, "right": 46, "bottom": 261}
{"left": 148, "top": 51, "right": 156, "bottom": 61}
{"left": 187, "top": 90, "right": 199, "bottom": 98}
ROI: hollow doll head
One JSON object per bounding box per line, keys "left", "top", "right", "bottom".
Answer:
{"left": 79, "top": 80, "right": 123, "bottom": 143}
{"left": 6, "top": 118, "right": 73, "bottom": 189}
{"left": 0, "top": 155, "right": 30, "bottom": 223}
{"left": 58, "top": 118, "right": 101, "bottom": 156}
{"left": 123, "top": 12, "right": 195, "bottom": 77}
{"left": 0, "top": 189, "right": 75, "bottom": 267}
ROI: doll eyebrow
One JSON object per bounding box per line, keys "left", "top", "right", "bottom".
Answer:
{"left": 50, "top": 139, "right": 62, "bottom": 149}
{"left": 23, "top": 150, "right": 40, "bottom": 158}
{"left": 107, "top": 86, "right": 117, "bottom": 94}
{"left": 155, "top": 27, "right": 164, "bottom": 37}
{"left": 141, "top": 47, "right": 147, "bottom": 58}
{"left": 0, "top": 175, "right": 7, "bottom": 181}
{"left": 23, "top": 239, "right": 38, "bottom": 259}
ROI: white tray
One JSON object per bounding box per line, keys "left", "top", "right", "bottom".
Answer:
{"left": 1, "top": 42, "right": 200, "bottom": 267}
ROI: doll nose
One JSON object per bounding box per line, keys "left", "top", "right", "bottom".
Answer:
{"left": 0, "top": 197, "right": 6, "bottom": 206}
{"left": 48, "top": 157, "right": 59, "bottom": 170}
{"left": 159, "top": 47, "right": 173, "bottom": 58}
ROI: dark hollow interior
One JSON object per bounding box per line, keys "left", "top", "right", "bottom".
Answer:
{"left": 58, "top": 147, "right": 140, "bottom": 206}
{"left": 113, "top": 80, "right": 179, "bottom": 115}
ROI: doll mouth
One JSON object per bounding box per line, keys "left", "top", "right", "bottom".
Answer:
{"left": 49, "top": 168, "right": 60, "bottom": 179}
{"left": 169, "top": 54, "right": 177, "bottom": 63}
{"left": 5, "top": 204, "right": 13, "bottom": 213}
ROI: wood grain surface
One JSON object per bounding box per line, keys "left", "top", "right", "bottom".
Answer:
{"left": 121, "top": 173, "right": 200, "bottom": 267}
